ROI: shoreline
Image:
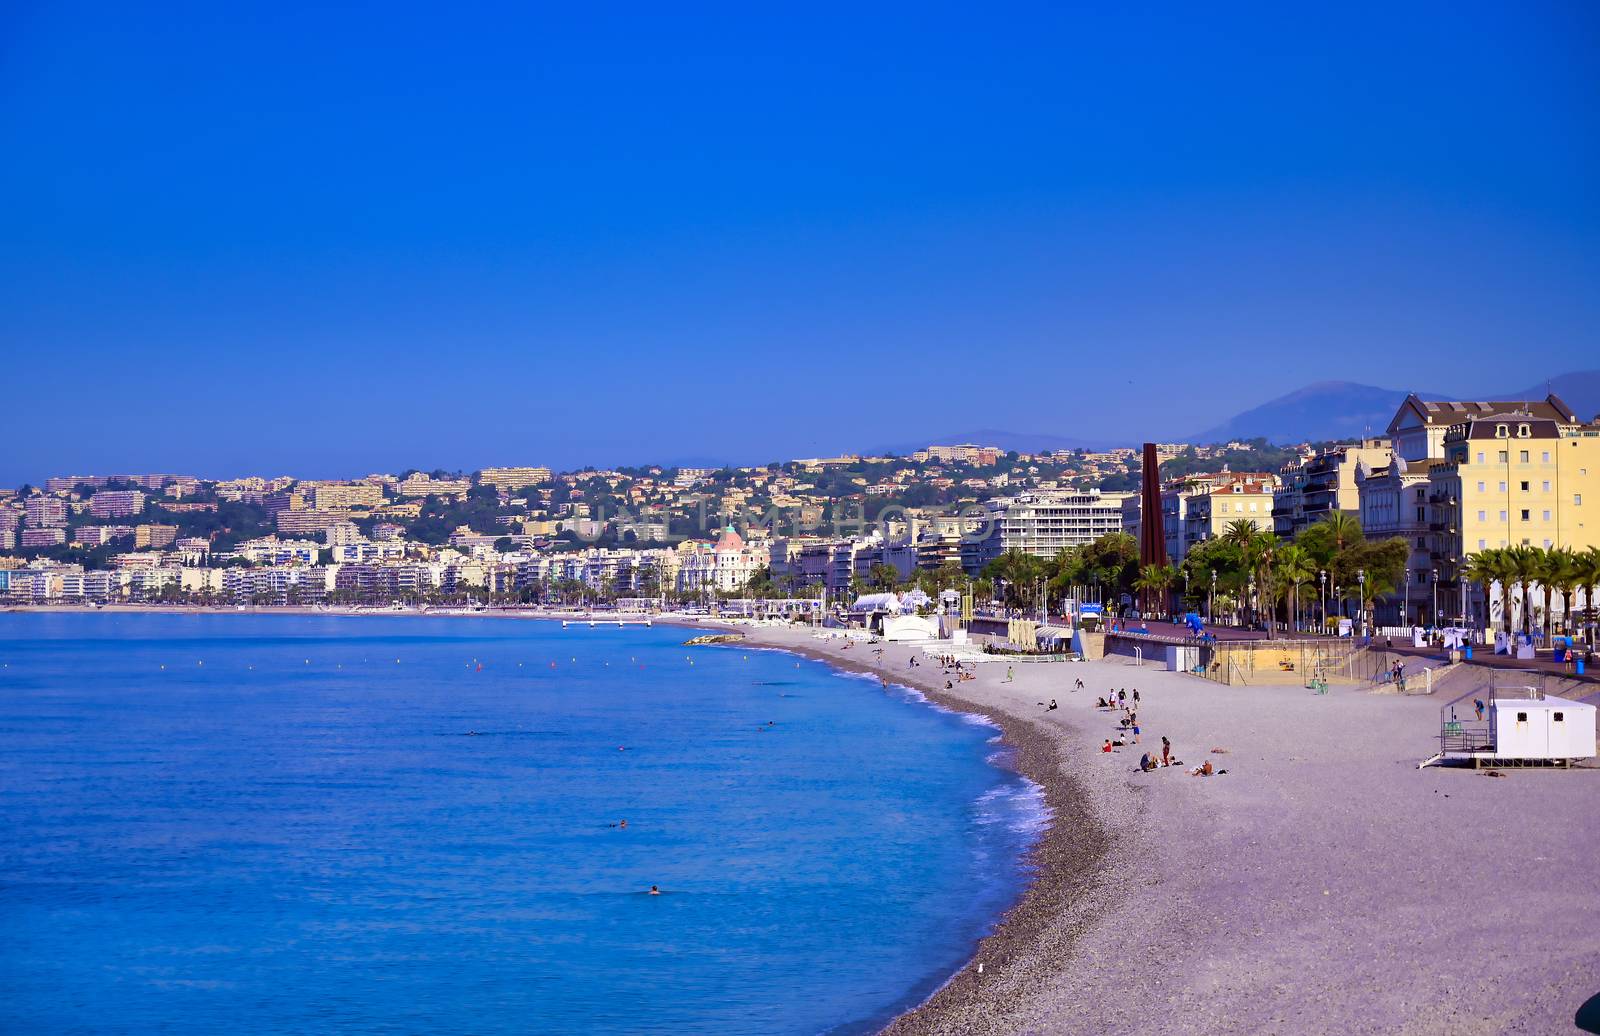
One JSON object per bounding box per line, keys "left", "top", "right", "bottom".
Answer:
{"left": 724, "top": 623, "right": 1600, "bottom": 1035}
{"left": 721, "top": 630, "right": 1114, "bottom": 1035}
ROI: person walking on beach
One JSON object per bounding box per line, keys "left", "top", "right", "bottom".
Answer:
{"left": 1161, "top": 736, "right": 1171, "bottom": 766}
{"left": 1117, "top": 689, "right": 1126, "bottom": 706}
{"left": 1132, "top": 689, "right": 1140, "bottom": 705}
{"left": 1006, "top": 666, "right": 1014, "bottom": 683}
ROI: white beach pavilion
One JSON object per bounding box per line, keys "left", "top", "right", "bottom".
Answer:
{"left": 1424, "top": 689, "right": 1597, "bottom": 768}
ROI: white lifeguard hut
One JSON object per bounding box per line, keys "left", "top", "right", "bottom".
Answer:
{"left": 1422, "top": 686, "right": 1597, "bottom": 768}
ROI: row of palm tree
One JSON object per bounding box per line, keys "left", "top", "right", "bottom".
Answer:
{"left": 1134, "top": 512, "right": 1409, "bottom": 639}
{"left": 1461, "top": 545, "right": 1600, "bottom": 639}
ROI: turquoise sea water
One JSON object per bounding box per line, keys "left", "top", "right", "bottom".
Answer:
{"left": 0, "top": 614, "right": 1042, "bottom": 1035}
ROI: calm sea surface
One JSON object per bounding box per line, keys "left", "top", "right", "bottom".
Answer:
{"left": 0, "top": 613, "right": 1042, "bottom": 1035}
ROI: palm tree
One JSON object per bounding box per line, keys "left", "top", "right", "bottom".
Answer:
{"left": 1462, "top": 549, "right": 1505, "bottom": 633}
{"left": 1542, "top": 547, "right": 1580, "bottom": 637}
{"left": 1133, "top": 563, "right": 1178, "bottom": 619}
{"left": 1274, "top": 544, "right": 1316, "bottom": 632}
{"left": 1575, "top": 546, "right": 1600, "bottom": 647}
{"left": 1233, "top": 527, "right": 1278, "bottom": 638}
{"left": 1505, "top": 545, "right": 1544, "bottom": 637}
{"left": 1321, "top": 511, "right": 1363, "bottom": 553}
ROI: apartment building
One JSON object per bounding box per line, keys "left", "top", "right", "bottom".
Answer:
{"left": 1431, "top": 414, "right": 1600, "bottom": 557}
{"left": 25, "top": 497, "right": 68, "bottom": 528}
{"left": 1181, "top": 473, "right": 1278, "bottom": 548}
{"left": 965, "top": 491, "right": 1131, "bottom": 572}
{"left": 20, "top": 528, "right": 66, "bottom": 548}
{"left": 276, "top": 508, "right": 353, "bottom": 535}
{"left": 1272, "top": 438, "right": 1393, "bottom": 538}
{"left": 397, "top": 475, "right": 471, "bottom": 499}
{"left": 89, "top": 490, "right": 146, "bottom": 519}
{"left": 478, "top": 467, "right": 553, "bottom": 491}
{"left": 134, "top": 524, "right": 179, "bottom": 550}
{"left": 1357, "top": 455, "right": 1442, "bottom": 623}
{"left": 74, "top": 525, "right": 134, "bottom": 546}
{"left": 1366, "top": 392, "right": 1590, "bottom": 624}
{"left": 310, "top": 483, "right": 385, "bottom": 510}
{"left": 1387, "top": 392, "right": 1584, "bottom": 464}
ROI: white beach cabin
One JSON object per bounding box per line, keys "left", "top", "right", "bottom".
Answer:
{"left": 1423, "top": 689, "right": 1596, "bottom": 768}
{"left": 1490, "top": 698, "right": 1596, "bottom": 761}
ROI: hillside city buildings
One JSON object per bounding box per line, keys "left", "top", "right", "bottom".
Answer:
{"left": 5, "top": 396, "right": 1600, "bottom": 627}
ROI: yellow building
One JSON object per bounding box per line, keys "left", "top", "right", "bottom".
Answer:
{"left": 1434, "top": 413, "right": 1600, "bottom": 556}
{"left": 310, "top": 483, "right": 385, "bottom": 510}
{"left": 1425, "top": 412, "right": 1600, "bottom": 627}
{"left": 134, "top": 524, "right": 178, "bottom": 549}
{"left": 478, "top": 467, "right": 553, "bottom": 491}
{"left": 1182, "top": 473, "right": 1279, "bottom": 548}
{"left": 398, "top": 475, "right": 471, "bottom": 499}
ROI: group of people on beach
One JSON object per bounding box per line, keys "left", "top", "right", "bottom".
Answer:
{"left": 934, "top": 654, "right": 976, "bottom": 689}
{"left": 1090, "top": 686, "right": 1227, "bottom": 777}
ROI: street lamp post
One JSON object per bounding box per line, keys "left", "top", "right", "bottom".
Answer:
{"left": 1432, "top": 567, "right": 1439, "bottom": 628}
{"left": 1319, "top": 569, "right": 1327, "bottom": 634}
{"left": 1357, "top": 568, "right": 1367, "bottom": 639}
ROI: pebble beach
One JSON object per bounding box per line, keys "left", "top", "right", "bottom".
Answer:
{"left": 733, "top": 624, "right": 1600, "bottom": 1036}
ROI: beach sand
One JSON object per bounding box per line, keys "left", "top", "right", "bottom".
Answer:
{"left": 731, "top": 624, "right": 1600, "bottom": 1036}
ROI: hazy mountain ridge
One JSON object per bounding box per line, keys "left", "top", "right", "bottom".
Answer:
{"left": 1188, "top": 369, "right": 1600, "bottom": 446}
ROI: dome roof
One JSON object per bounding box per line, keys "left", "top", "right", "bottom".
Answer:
{"left": 714, "top": 525, "right": 744, "bottom": 551}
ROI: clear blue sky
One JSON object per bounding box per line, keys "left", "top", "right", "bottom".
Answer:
{"left": 3, "top": 2, "right": 1596, "bottom": 482}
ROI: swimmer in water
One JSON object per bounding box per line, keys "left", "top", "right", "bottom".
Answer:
{"left": 649, "top": 885, "right": 661, "bottom": 896}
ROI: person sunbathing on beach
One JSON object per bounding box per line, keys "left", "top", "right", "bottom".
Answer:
{"left": 1048, "top": 699, "right": 1058, "bottom": 711}
{"left": 1190, "top": 761, "right": 1214, "bottom": 777}
{"left": 1139, "top": 753, "right": 1157, "bottom": 771}
{"left": 1101, "top": 740, "right": 1113, "bottom": 753}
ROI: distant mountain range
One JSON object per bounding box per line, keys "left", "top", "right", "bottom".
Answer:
{"left": 672, "top": 370, "right": 1600, "bottom": 470}
{"left": 1187, "top": 369, "right": 1600, "bottom": 446}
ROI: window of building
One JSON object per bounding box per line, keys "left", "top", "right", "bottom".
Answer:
{"left": 1498, "top": 482, "right": 1507, "bottom": 492}
{"left": 1476, "top": 452, "right": 1486, "bottom": 464}
{"left": 1499, "top": 510, "right": 1508, "bottom": 521}
{"left": 1477, "top": 510, "right": 1486, "bottom": 521}
{"left": 1543, "top": 510, "right": 1551, "bottom": 521}
{"left": 1542, "top": 481, "right": 1550, "bottom": 492}
{"left": 1476, "top": 481, "right": 1485, "bottom": 492}
{"left": 1517, "top": 424, "right": 1531, "bottom": 438}
{"left": 1519, "top": 451, "right": 1530, "bottom": 463}
{"left": 1542, "top": 451, "right": 1551, "bottom": 462}
{"left": 1496, "top": 424, "right": 1508, "bottom": 438}
{"left": 1416, "top": 506, "right": 1425, "bottom": 521}
{"left": 1498, "top": 451, "right": 1508, "bottom": 463}
{"left": 1478, "top": 538, "right": 1487, "bottom": 549}
{"left": 1578, "top": 495, "right": 1584, "bottom": 506}
{"left": 1520, "top": 509, "right": 1530, "bottom": 521}
{"left": 1520, "top": 481, "right": 1529, "bottom": 492}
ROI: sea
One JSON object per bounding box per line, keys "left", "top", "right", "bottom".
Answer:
{"left": 0, "top": 613, "right": 1045, "bottom": 1035}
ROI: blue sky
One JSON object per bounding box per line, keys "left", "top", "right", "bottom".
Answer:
{"left": 3, "top": 2, "right": 1596, "bottom": 482}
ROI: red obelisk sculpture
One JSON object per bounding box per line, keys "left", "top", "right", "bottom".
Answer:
{"left": 1138, "top": 442, "right": 1167, "bottom": 616}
